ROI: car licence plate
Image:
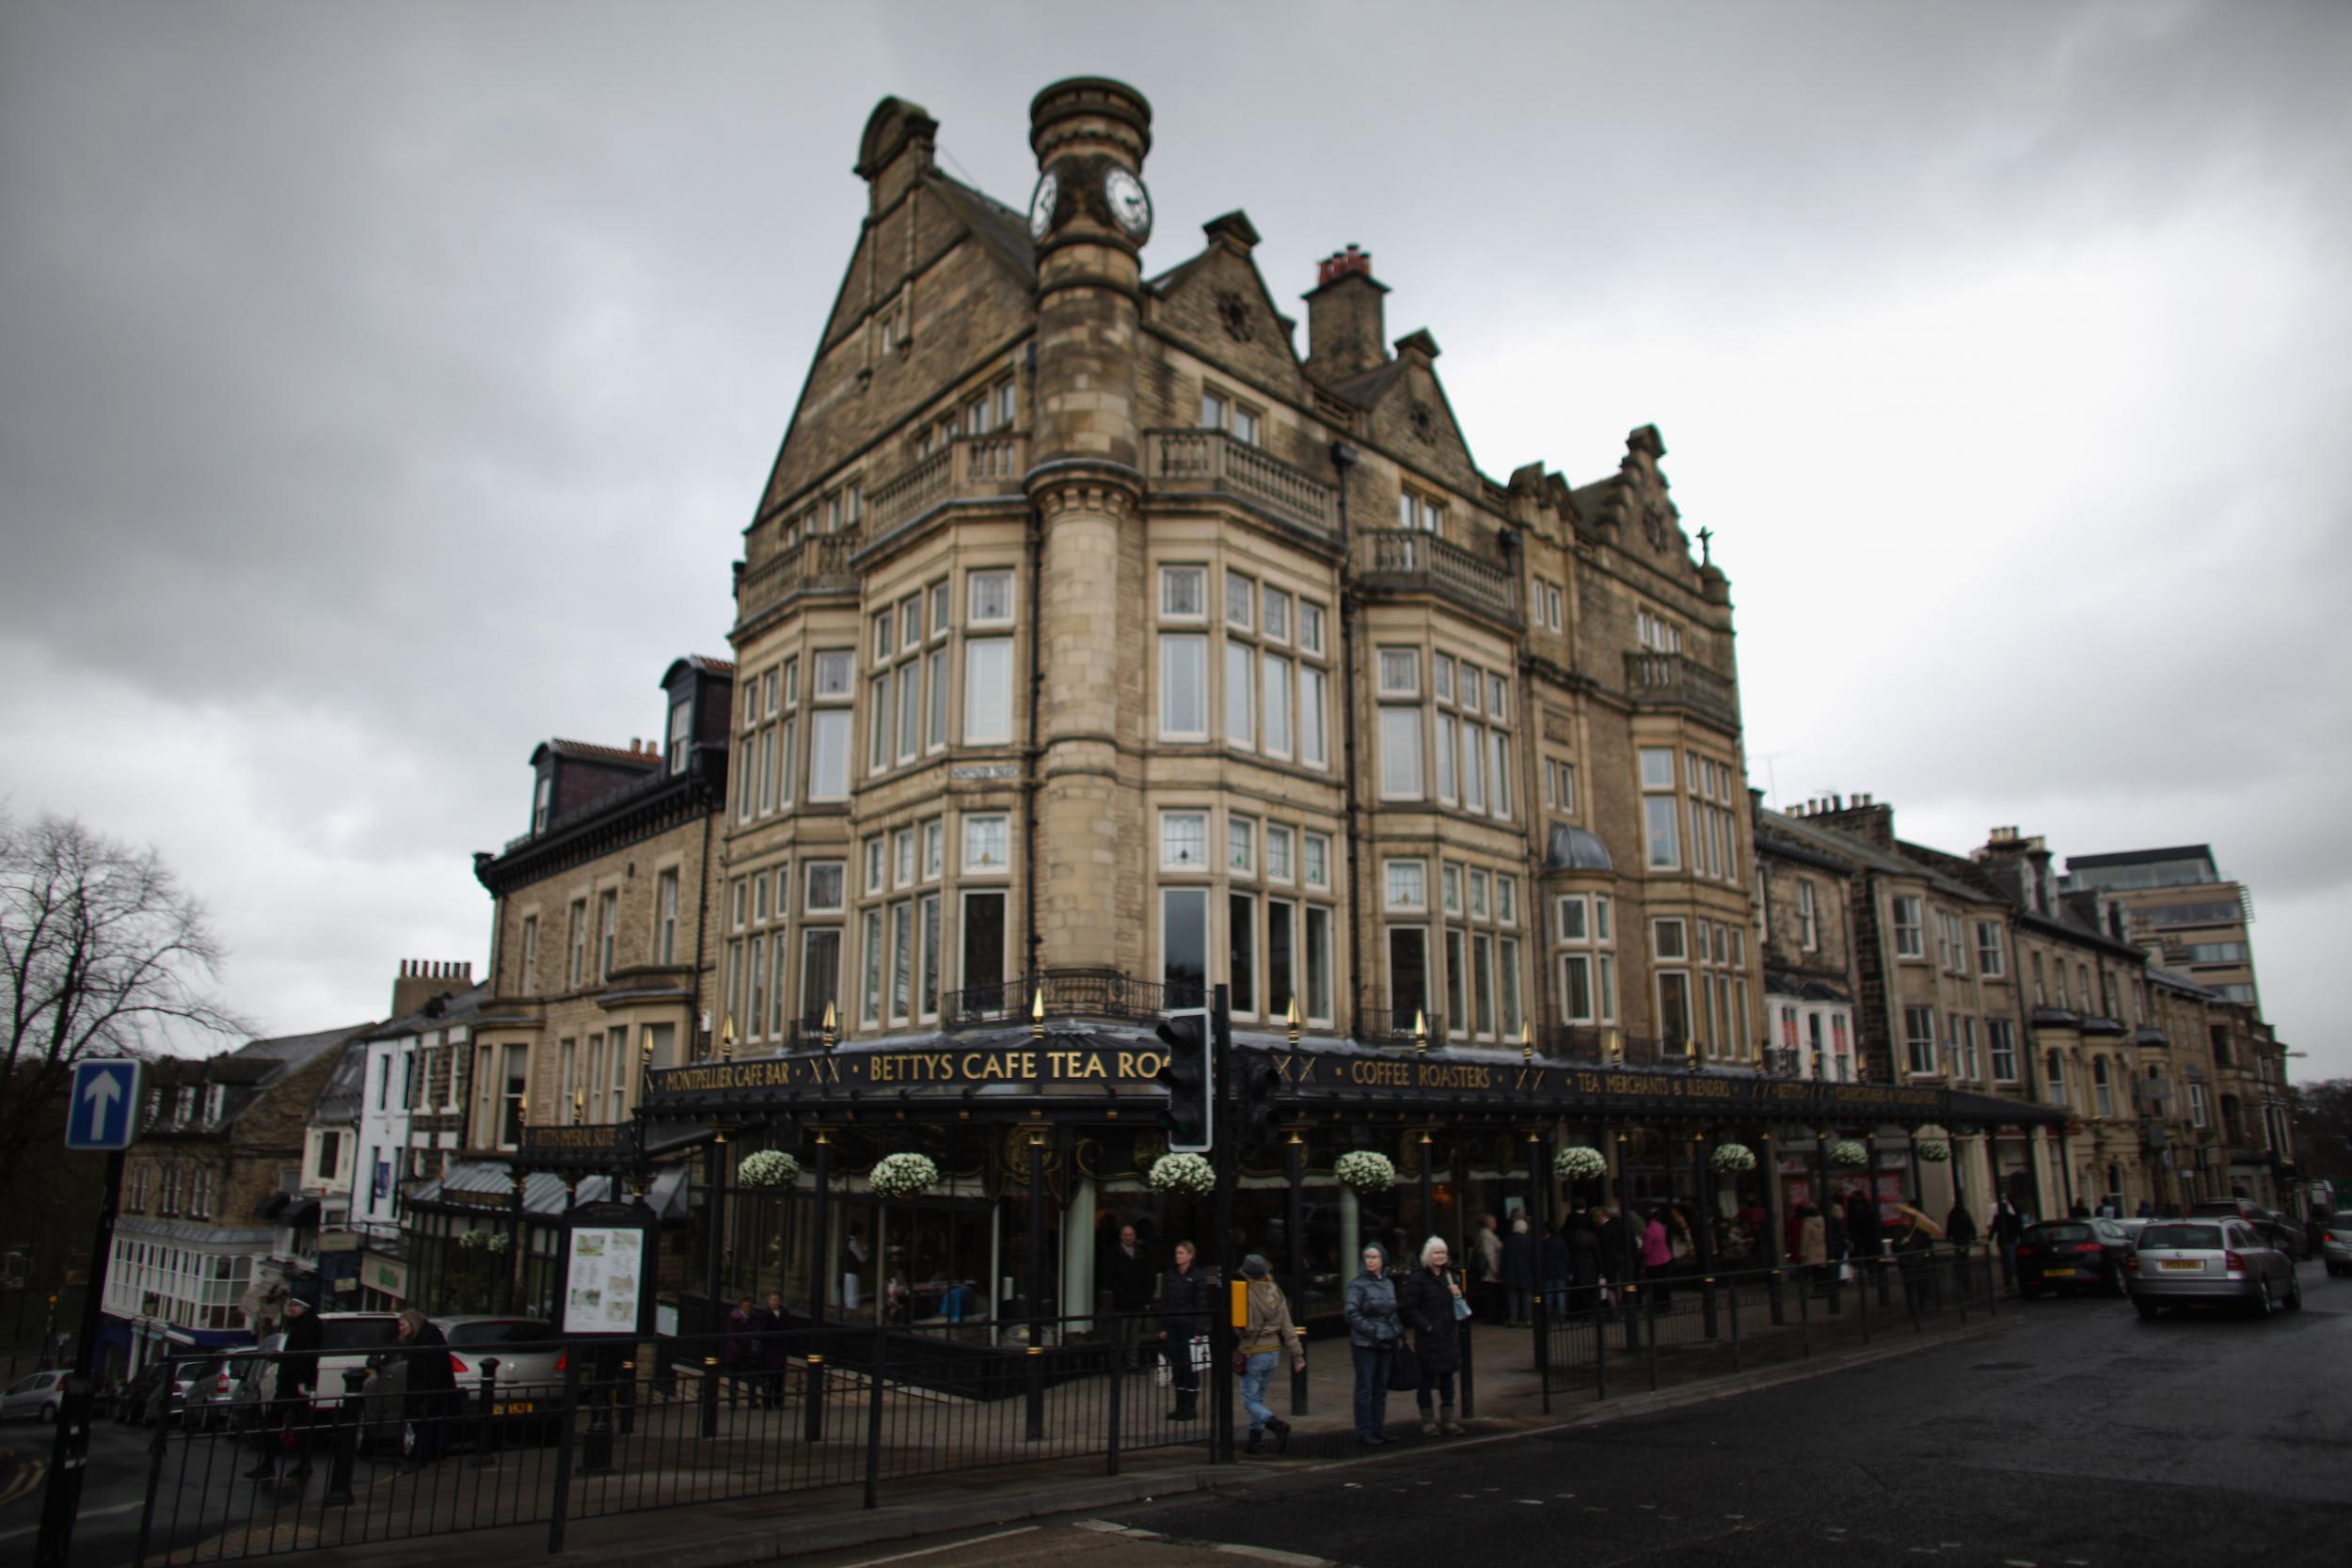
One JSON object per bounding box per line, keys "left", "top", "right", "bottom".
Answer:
{"left": 2159, "top": 1259, "right": 2201, "bottom": 1272}
{"left": 2047, "top": 1268, "right": 2079, "bottom": 1277}
{"left": 493, "top": 1401, "right": 537, "bottom": 1416}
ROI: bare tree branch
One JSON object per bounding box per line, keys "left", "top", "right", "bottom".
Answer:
{"left": 0, "top": 811, "right": 252, "bottom": 1186}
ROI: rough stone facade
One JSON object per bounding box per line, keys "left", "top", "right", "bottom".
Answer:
{"left": 720, "top": 80, "right": 1755, "bottom": 1064}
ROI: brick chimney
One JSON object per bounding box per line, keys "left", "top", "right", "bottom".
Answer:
{"left": 1304, "top": 245, "right": 1389, "bottom": 382}
{"left": 390, "top": 958, "right": 473, "bottom": 1022}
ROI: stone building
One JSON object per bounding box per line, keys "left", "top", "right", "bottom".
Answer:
{"left": 719, "top": 80, "right": 1753, "bottom": 1072}
{"left": 411, "top": 657, "right": 731, "bottom": 1314}
{"left": 101, "top": 1022, "right": 373, "bottom": 1375}
{"left": 614, "top": 79, "right": 2048, "bottom": 1340}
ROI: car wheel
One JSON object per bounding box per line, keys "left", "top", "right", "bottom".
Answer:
{"left": 2250, "top": 1278, "right": 2273, "bottom": 1318}
{"left": 40, "top": 1402, "right": 58, "bottom": 1423}
{"left": 2285, "top": 1271, "right": 2303, "bottom": 1311}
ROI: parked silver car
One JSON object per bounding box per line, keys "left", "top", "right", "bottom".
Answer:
{"left": 2, "top": 1369, "right": 67, "bottom": 1422}
{"left": 437, "top": 1317, "right": 563, "bottom": 1408}
{"left": 2320, "top": 1212, "right": 2352, "bottom": 1277}
{"left": 2127, "top": 1218, "right": 2302, "bottom": 1317}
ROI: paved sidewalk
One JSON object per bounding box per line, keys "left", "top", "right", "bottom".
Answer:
{"left": 115, "top": 1299, "right": 2012, "bottom": 1568}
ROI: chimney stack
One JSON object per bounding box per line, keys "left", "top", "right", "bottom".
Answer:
{"left": 1304, "top": 245, "right": 1389, "bottom": 382}
{"left": 390, "top": 958, "right": 474, "bottom": 1022}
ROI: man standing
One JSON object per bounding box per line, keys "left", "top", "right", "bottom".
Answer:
{"left": 1102, "top": 1224, "right": 1153, "bottom": 1369}
{"left": 1159, "top": 1240, "right": 1215, "bottom": 1421}
{"left": 1992, "top": 1196, "right": 2026, "bottom": 1291}
{"left": 246, "top": 1281, "right": 323, "bottom": 1483}
{"left": 760, "top": 1291, "right": 791, "bottom": 1409}
{"left": 392, "top": 1309, "right": 455, "bottom": 1474}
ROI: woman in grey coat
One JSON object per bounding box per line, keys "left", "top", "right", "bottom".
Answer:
{"left": 1343, "top": 1242, "right": 1403, "bottom": 1447}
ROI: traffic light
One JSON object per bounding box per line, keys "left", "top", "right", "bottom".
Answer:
{"left": 1239, "top": 1059, "right": 1283, "bottom": 1147}
{"left": 1155, "top": 1008, "right": 1213, "bottom": 1152}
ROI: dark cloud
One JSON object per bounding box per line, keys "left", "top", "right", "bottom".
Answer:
{"left": 3, "top": 2, "right": 2344, "bottom": 1071}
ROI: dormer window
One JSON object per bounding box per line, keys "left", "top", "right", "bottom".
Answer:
{"left": 204, "top": 1085, "right": 225, "bottom": 1124}
{"left": 532, "top": 772, "right": 552, "bottom": 834}
{"left": 667, "top": 698, "right": 691, "bottom": 775}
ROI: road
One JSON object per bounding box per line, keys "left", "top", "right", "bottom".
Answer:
{"left": 790, "top": 1261, "right": 2352, "bottom": 1568}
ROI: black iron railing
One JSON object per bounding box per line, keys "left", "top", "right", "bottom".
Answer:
{"left": 941, "top": 971, "right": 1204, "bottom": 1030}
{"left": 129, "top": 1312, "right": 1220, "bottom": 1564}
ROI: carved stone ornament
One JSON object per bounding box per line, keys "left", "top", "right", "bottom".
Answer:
{"left": 1644, "top": 500, "right": 1670, "bottom": 551}
{"left": 1408, "top": 403, "right": 1437, "bottom": 444}
{"left": 1216, "top": 291, "right": 1253, "bottom": 342}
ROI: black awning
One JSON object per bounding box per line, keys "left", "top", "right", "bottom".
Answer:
{"left": 254, "top": 1194, "right": 291, "bottom": 1221}
{"left": 281, "top": 1198, "right": 322, "bottom": 1228}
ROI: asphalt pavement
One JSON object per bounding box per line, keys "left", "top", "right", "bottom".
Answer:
{"left": 790, "top": 1261, "right": 2352, "bottom": 1568}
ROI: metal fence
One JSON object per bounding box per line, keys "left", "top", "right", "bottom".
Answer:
{"left": 1534, "top": 1245, "right": 2002, "bottom": 1406}
{"left": 130, "top": 1312, "right": 1222, "bottom": 1565}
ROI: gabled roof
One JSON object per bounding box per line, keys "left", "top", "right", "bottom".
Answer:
{"left": 920, "top": 168, "right": 1036, "bottom": 287}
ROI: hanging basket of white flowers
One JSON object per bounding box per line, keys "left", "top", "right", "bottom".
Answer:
{"left": 1709, "top": 1142, "right": 1759, "bottom": 1175}
{"left": 1915, "top": 1138, "right": 1952, "bottom": 1164}
{"left": 1830, "top": 1140, "right": 1870, "bottom": 1169}
{"left": 1334, "top": 1150, "right": 1397, "bottom": 1193}
{"left": 867, "top": 1152, "right": 939, "bottom": 1199}
{"left": 1554, "top": 1146, "right": 1609, "bottom": 1181}
{"left": 1148, "top": 1152, "right": 1216, "bottom": 1196}
{"left": 739, "top": 1149, "right": 801, "bottom": 1188}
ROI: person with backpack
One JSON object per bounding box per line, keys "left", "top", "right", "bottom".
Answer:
{"left": 1343, "top": 1242, "right": 1402, "bottom": 1448}
{"left": 1233, "top": 1255, "right": 1303, "bottom": 1454}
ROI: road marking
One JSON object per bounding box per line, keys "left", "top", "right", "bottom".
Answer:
{"left": 0, "top": 1497, "right": 148, "bottom": 1544}
{"left": 1074, "top": 1523, "right": 1341, "bottom": 1567}
{"left": 834, "top": 1525, "right": 1038, "bottom": 1567}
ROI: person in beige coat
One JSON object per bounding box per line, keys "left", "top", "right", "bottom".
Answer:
{"left": 1235, "top": 1255, "right": 1305, "bottom": 1453}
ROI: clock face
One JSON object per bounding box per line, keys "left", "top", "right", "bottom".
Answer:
{"left": 1026, "top": 171, "right": 1058, "bottom": 243}
{"left": 1104, "top": 166, "right": 1152, "bottom": 241}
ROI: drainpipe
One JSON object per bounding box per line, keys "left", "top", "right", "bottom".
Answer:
{"left": 1329, "top": 442, "right": 1364, "bottom": 1035}
{"left": 691, "top": 806, "right": 712, "bottom": 1054}
{"left": 1025, "top": 499, "right": 1044, "bottom": 989}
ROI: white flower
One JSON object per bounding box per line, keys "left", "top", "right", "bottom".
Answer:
{"left": 1553, "top": 1146, "right": 1608, "bottom": 1180}
{"left": 1915, "top": 1138, "right": 1951, "bottom": 1164}
{"left": 1334, "top": 1150, "right": 1396, "bottom": 1193}
{"left": 868, "top": 1152, "right": 939, "bottom": 1199}
{"left": 1709, "top": 1142, "right": 1758, "bottom": 1175}
{"left": 1148, "top": 1152, "right": 1216, "bottom": 1196}
{"left": 739, "top": 1149, "right": 802, "bottom": 1188}
{"left": 1829, "top": 1140, "right": 1870, "bottom": 1169}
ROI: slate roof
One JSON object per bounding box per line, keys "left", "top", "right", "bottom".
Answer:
{"left": 310, "top": 1040, "right": 369, "bottom": 1125}
{"left": 923, "top": 168, "right": 1036, "bottom": 285}
{"left": 1756, "top": 809, "right": 1998, "bottom": 906}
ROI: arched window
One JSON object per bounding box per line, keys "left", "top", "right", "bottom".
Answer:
{"left": 2092, "top": 1056, "right": 2113, "bottom": 1118}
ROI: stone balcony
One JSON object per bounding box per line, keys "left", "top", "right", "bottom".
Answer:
{"left": 1355, "top": 527, "right": 1517, "bottom": 624}
{"left": 1143, "top": 428, "right": 1337, "bottom": 539}
{"left": 1623, "top": 650, "right": 1740, "bottom": 731}
{"left": 865, "top": 433, "right": 1027, "bottom": 544}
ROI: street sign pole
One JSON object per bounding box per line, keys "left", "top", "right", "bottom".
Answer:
{"left": 36, "top": 1145, "right": 125, "bottom": 1568}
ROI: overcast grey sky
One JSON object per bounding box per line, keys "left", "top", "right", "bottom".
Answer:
{"left": 4, "top": 1, "right": 2346, "bottom": 1076}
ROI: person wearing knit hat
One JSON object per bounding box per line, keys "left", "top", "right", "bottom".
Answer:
{"left": 1234, "top": 1255, "right": 1303, "bottom": 1454}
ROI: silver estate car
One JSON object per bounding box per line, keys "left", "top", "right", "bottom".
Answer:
{"left": 2127, "top": 1219, "right": 2302, "bottom": 1317}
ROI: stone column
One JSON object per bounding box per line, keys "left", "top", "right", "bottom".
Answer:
{"left": 1025, "top": 78, "right": 1151, "bottom": 977}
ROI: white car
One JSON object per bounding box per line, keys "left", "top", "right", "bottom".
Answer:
{"left": 3, "top": 1370, "right": 67, "bottom": 1422}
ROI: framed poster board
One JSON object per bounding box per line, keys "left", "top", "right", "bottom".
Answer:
{"left": 558, "top": 1198, "right": 659, "bottom": 1338}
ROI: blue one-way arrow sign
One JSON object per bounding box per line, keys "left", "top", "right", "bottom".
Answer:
{"left": 66, "top": 1059, "right": 146, "bottom": 1150}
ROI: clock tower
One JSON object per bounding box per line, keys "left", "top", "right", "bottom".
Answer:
{"left": 1025, "top": 77, "right": 1152, "bottom": 976}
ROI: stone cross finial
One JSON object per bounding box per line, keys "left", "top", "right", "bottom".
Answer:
{"left": 1697, "top": 525, "right": 1714, "bottom": 565}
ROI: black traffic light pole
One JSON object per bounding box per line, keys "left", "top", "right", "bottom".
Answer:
{"left": 1209, "top": 984, "right": 1236, "bottom": 1463}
